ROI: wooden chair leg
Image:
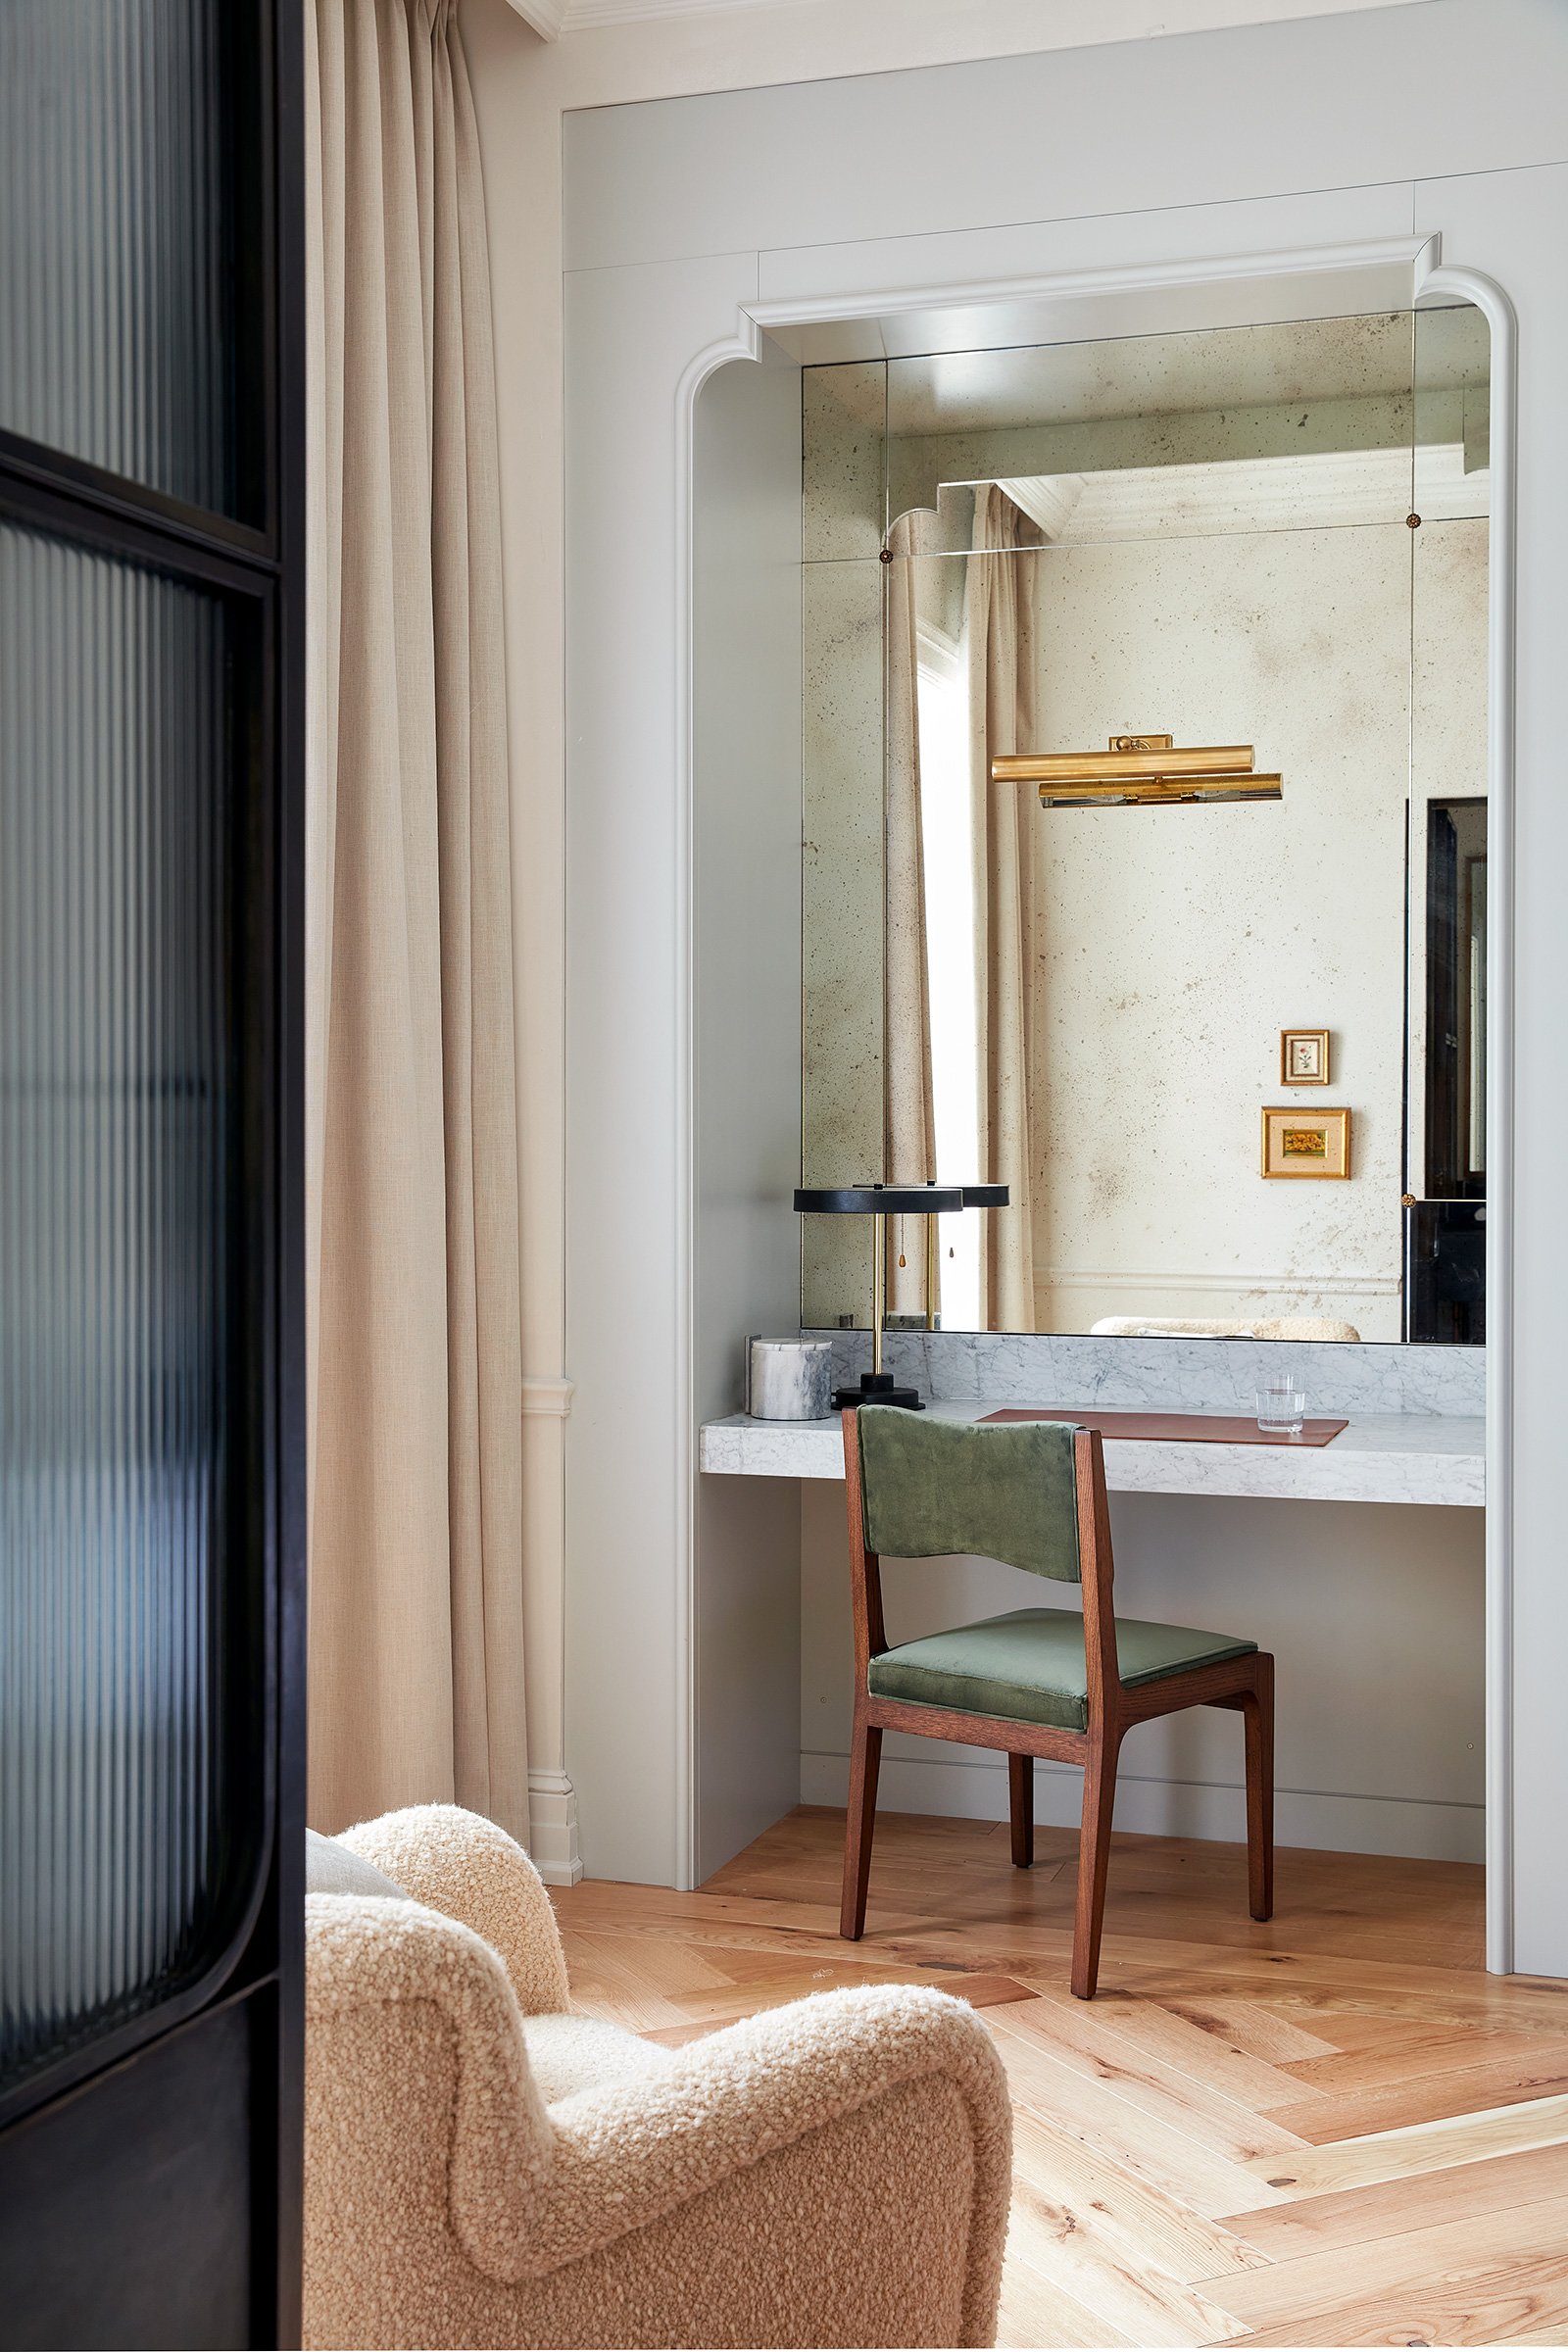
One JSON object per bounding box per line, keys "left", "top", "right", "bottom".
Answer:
{"left": 1008, "top": 1752, "right": 1034, "bottom": 1868}
{"left": 840, "top": 1716, "right": 882, "bottom": 1940}
{"left": 1243, "top": 1653, "right": 1275, "bottom": 1922}
{"left": 1070, "top": 1732, "right": 1120, "bottom": 1999}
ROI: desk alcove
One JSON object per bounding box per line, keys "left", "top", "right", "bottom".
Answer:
{"left": 563, "top": 74, "right": 1545, "bottom": 1966}
{"left": 680, "top": 255, "right": 1505, "bottom": 1955}
{"left": 700, "top": 1373, "right": 1486, "bottom": 1871}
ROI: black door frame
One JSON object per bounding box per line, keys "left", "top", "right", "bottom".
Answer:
{"left": 0, "top": 0, "right": 305, "bottom": 2338}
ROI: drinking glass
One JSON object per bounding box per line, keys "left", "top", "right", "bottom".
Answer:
{"left": 1254, "top": 1377, "right": 1306, "bottom": 1437}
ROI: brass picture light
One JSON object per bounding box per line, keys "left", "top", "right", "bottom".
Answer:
{"left": 992, "top": 734, "right": 1282, "bottom": 808}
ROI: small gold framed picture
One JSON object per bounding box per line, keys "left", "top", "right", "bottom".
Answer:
{"left": 1280, "top": 1027, "right": 1331, "bottom": 1085}
{"left": 1261, "top": 1105, "right": 1351, "bottom": 1180}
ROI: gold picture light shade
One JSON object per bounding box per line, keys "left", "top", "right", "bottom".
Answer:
{"left": 992, "top": 734, "right": 1283, "bottom": 808}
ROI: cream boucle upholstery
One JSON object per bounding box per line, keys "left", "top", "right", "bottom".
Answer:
{"left": 306, "top": 1804, "right": 1011, "bottom": 2350}
{"left": 517, "top": 2011, "right": 675, "bottom": 2104}
{"left": 337, "top": 1800, "right": 572, "bottom": 2017}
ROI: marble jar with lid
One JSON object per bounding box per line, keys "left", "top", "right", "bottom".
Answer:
{"left": 747, "top": 1336, "right": 834, "bottom": 1421}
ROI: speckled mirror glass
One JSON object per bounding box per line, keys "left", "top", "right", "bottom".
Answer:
{"left": 801, "top": 305, "right": 1490, "bottom": 1343}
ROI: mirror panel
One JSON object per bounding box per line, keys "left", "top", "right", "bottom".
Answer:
{"left": 800, "top": 307, "right": 1490, "bottom": 1342}
{"left": 1404, "top": 309, "right": 1490, "bottom": 1337}
{"left": 1412, "top": 300, "right": 1491, "bottom": 526}
{"left": 881, "top": 312, "right": 1421, "bottom": 554}
{"left": 802, "top": 553, "right": 884, "bottom": 1322}
{"left": 802, "top": 360, "right": 886, "bottom": 562}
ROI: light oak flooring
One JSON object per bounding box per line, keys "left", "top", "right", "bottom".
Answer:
{"left": 552, "top": 1806, "right": 1568, "bottom": 2348}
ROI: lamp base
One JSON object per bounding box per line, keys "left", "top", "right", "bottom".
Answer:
{"left": 832, "top": 1371, "right": 925, "bottom": 1412}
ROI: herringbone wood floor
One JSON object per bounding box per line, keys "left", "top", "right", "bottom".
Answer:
{"left": 552, "top": 1807, "right": 1568, "bottom": 2348}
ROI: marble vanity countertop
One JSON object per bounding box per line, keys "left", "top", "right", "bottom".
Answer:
{"left": 698, "top": 1402, "right": 1485, "bottom": 1507}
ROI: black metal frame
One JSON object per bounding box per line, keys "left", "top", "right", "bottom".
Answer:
{"left": 0, "top": 0, "right": 304, "bottom": 2338}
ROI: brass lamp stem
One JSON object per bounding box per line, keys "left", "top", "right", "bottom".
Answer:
{"left": 872, "top": 1212, "right": 886, "bottom": 1377}
{"left": 925, "top": 1212, "right": 938, "bottom": 1332}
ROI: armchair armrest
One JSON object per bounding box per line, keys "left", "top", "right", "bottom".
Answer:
{"left": 306, "top": 1891, "right": 556, "bottom": 2268}
{"left": 306, "top": 1912, "right": 1010, "bottom": 2350}
{"left": 507, "top": 1984, "right": 1011, "bottom": 2344}
{"left": 336, "top": 1802, "right": 570, "bottom": 2016}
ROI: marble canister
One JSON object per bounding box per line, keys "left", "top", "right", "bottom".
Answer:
{"left": 747, "top": 1336, "right": 834, "bottom": 1420}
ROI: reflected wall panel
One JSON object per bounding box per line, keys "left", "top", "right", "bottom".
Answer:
{"left": 0, "top": 0, "right": 234, "bottom": 516}
{"left": 0, "top": 520, "right": 243, "bottom": 2103}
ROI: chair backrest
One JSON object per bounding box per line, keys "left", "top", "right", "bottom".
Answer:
{"left": 855, "top": 1405, "right": 1083, "bottom": 1582}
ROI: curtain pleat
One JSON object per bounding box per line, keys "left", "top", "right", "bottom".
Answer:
{"left": 305, "top": 0, "right": 527, "bottom": 1840}
{"left": 883, "top": 508, "right": 938, "bottom": 1319}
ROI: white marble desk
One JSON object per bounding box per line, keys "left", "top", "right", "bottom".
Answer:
{"left": 699, "top": 1402, "right": 1485, "bottom": 1507}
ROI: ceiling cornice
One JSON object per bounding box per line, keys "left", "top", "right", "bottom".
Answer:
{"left": 507, "top": 0, "right": 817, "bottom": 28}
{"left": 507, "top": 0, "right": 1429, "bottom": 39}
{"left": 506, "top": 0, "right": 565, "bottom": 33}
{"left": 563, "top": 0, "right": 814, "bottom": 24}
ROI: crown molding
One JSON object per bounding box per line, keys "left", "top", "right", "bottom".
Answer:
{"left": 557, "top": 0, "right": 821, "bottom": 25}
{"left": 503, "top": 0, "right": 797, "bottom": 30}
{"left": 505, "top": 0, "right": 566, "bottom": 34}
{"left": 508, "top": 0, "right": 1428, "bottom": 40}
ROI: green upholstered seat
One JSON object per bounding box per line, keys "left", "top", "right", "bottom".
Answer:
{"left": 867, "top": 1606, "right": 1258, "bottom": 1733}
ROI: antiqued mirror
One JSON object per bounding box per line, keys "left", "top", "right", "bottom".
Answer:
{"left": 800, "top": 305, "right": 1490, "bottom": 1342}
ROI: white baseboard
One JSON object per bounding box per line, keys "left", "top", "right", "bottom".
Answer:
{"left": 528, "top": 1767, "right": 584, "bottom": 1885}
{"left": 800, "top": 1748, "right": 1484, "bottom": 1865}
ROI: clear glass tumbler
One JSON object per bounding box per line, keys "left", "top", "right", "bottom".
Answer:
{"left": 1254, "top": 1377, "right": 1306, "bottom": 1437}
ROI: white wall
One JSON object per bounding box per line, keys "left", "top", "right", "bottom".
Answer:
{"left": 467, "top": 0, "right": 1568, "bottom": 1968}
{"left": 469, "top": 0, "right": 1201, "bottom": 1883}
{"left": 690, "top": 358, "right": 805, "bottom": 1882}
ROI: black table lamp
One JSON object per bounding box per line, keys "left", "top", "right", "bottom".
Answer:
{"left": 794, "top": 1181, "right": 1008, "bottom": 1410}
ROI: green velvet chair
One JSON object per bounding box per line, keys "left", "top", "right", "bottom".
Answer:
{"left": 840, "top": 1405, "right": 1274, "bottom": 1997}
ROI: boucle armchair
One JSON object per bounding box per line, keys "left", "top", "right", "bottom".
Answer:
{"left": 305, "top": 1804, "right": 1011, "bottom": 2350}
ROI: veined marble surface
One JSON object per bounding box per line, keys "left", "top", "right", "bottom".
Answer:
{"left": 699, "top": 1401, "right": 1485, "bottom": 1508}
{"left": 812, "top": 1330, "right": 1486, "bottom": 1418}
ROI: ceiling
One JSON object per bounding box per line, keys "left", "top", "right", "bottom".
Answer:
{"left": 506, "top": 0, "right": 1427, "bottom": 47}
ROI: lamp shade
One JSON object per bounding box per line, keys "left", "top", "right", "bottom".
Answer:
{"left": 959, "top": 1183, "right": 1010, "bottom": 1208}
{"left": 794, "top": 1183, "right": 964, "bottom": 1214}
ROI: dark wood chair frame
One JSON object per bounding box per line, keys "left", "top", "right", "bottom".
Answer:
{"left": 839, "top": 1408, "right": 1275, "bottom": 1997}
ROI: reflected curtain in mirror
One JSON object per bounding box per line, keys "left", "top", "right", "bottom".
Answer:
{"left": 884, "top": 510, "right": 937, "bottom": 1317}
{"left": 966, "top": 486, "right": 1041, "bottom": 1332}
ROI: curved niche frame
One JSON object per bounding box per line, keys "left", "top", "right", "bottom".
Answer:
{"left": 668, "top": 235, "right": 1515, "bottom": 1963}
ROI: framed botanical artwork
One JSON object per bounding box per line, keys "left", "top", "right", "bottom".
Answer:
{"left": 1261, "top": 1105, "right": 1351, "bottom": 1180}
{"left": 1280, "top": 1027, "right": 1330, "bottom": 1085}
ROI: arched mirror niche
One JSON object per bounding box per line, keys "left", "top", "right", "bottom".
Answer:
{"left": 800, "top": 304, "right": 1491, "bottom": 1346}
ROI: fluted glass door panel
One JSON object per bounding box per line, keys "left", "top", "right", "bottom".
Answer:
{"left": 0, "top": 0, "right": 240, "bottom": 518}
{"left": 0, "top": 518, "right": 250, "bottom": 2101}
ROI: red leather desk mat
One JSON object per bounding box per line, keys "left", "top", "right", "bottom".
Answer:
{"left": 979, "top": 1408, "right": 1348, "bottom": 1446}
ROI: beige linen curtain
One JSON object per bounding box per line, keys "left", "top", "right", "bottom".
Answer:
{"left": 305, "top": 0, "right": 528, "bottom": 1839}
{"left": 883, "top": 509, "right": 938, "bottom": 1319}
{"left": 966, "top": 486, "right": 1041, "bottom": 1332}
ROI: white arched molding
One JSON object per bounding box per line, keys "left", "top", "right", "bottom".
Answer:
{"left": 671, "top": 312, "right": 772, "bottom": 1891}
{"left": 1412, "top": 258, "right": 1517, "bottom": 1976}
{"left": 669, "top": 236, "right": 1514, "bottom": 1953}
